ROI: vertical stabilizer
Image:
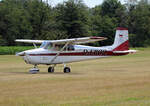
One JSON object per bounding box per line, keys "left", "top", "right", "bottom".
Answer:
{"left": 112, "top": 27, "right": 129, "bottom": 51}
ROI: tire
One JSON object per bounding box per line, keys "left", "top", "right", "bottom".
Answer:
{"left": 29, "top": 68, "right": 39, "bottom": 74}
{"left": 64, "top": 67, "right": 71, "bottom": 73}
{"left": 48, "top": 67, "right": 54, "bottom": 73}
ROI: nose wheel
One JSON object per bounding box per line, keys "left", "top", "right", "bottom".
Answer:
{"left": 29, "top": 65, "right": 39, "bottom": 74}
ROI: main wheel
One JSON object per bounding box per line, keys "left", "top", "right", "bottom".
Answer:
{"left": 48, "top": 67, "right": 54, "bottom": 73}
{"left": 64, "top": 67, "right": 71, "bottom": 73}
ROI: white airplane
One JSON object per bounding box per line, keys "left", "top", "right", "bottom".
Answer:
{"left": 16, "top": 27, "right": 136, "bottom": 74}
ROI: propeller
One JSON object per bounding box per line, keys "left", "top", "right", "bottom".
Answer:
{"left": 16, "top": 51, "right": 31, "bottom": 64}
{"left": 16, "top": 51, "right": 25, "bottom": 56}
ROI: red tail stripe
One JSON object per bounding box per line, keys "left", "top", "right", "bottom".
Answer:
{"left": 113, "top": 40, "right": 129, "bottom": 51}
{"left": 117, "top": 27, "right": 128, "bottom": 30}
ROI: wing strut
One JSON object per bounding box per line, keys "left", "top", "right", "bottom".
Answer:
{"left": 33, "top": 43, "right": 37, "bottom": 48}
{"left": 50, "top": 42, "right": 69, "bottom": 63}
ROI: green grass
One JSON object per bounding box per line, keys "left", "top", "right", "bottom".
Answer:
{"left": 0, "top": 46, "right": 34, "bottom": 55}
{"left": 0, "top": 47, "right": 150, "bottom": 106}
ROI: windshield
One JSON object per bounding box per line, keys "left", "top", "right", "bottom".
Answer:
{"left": 40, "top": 42, "right": 52, "bottom": 49}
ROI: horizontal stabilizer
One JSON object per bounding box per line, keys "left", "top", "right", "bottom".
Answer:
{"left": 113, "top": 50, "right": 137, "bottom": 54}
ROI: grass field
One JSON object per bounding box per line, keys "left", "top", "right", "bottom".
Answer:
{"left": 0, "top": 48, "right": 150, "bottom": 106}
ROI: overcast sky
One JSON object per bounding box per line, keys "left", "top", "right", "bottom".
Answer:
{"left": 50, "top": 0, "right": 126, "bottom": 8}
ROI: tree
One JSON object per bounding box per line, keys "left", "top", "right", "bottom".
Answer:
{"left": 102, "top": 0, "right": 122, "bottom": 17}
{"left": 0, "top": 0, "right": 32, "bottom": 45}
{"left": 54, "top": 0, "right": 90, "bottom": 38}
{"left": 101, "top": 0, "right": 127, "bottom": 27}
{"left": 128, "top": 2, "right": 150, "bottom": 47}
{"left": 0, "top": 0, "right": 53, "bottom": 45}
{"left": 24, "top": 0, "right": 52, "bottom": 40}
{"left": 91, "top": 5, "right": 117, "bottom": 46}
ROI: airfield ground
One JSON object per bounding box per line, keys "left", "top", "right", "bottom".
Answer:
{"left": 0, "top": 48, "right": 150, "bottom": 106}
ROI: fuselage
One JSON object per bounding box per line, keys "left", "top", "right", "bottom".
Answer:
{"left": 19, "top": 45, "right": 128, "bottom": 65}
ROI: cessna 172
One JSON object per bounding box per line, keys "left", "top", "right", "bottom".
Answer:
{"left": 16, "top": 27, "right": 136, "bottom": 74}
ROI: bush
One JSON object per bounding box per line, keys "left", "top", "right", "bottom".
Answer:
{"left": 0, "top": 46, "right": 34, "bottom": 55}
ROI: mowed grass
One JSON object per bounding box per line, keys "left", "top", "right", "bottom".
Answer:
{"left": 0, "top": 48, "right": 150, "bottom": 106}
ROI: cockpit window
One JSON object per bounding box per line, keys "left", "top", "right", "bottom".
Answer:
{"left": 40, "top": 42, "right": 46, "bottom": 48}
{"left": 53, "top": 44, "right": 75, "bottom": 51}
{"left": 40, "top": 42, "right": 75, "bottom": 51}
{"left": 40, "top": 42, "right": 52, "bottom": 49}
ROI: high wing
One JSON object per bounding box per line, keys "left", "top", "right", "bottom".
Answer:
{"left": 15, "top": 39, "right": 44, "bottom": 44}
{"left": 15, "top": 36, "right": 107, "bottom": 44}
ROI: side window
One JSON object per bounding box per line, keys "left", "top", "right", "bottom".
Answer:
{"left": 53, "top": 44, "right": 75, "bottom": 51}
{"left": 67, "top": 45, "right": 75, "bottom": 51}
{"left": 54, "top": 44, "right": 64, "bottom": 51}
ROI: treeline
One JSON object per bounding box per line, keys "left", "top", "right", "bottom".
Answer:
{"left": 0, "top": 0, "right": 150, "bottom": 47}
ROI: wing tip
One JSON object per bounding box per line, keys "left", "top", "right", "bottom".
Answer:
{"left": 90, "top": 36, "right": 107, "bottom": 40}
{"left": 15, "top": 39, "right": 22, "bottom": 42}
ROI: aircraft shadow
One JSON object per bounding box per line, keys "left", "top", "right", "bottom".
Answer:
{"left": 6, "top": 71, "right": 83, "bottom": 75}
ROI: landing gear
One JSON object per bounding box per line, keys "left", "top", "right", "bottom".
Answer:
{"left": 63, "top": 64, "right": 71, "bottom": 73}
{"left": 64, "top": 67, "right": 71, "bottom": 73}
{"left": 28, "top": 64, "right": 71, "bottom": 74}
{"left": 29, "top": 65, "right": 39, "bottom": 74}
{"left": 48, "top": 65, "right": 56, "bottom": 73}
{"left": 48, "top": 67, "right": 54, "bottom": 73}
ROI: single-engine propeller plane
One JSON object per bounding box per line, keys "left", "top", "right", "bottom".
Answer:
{"left": 15, "top": 27, "right": 136, "bottom": 74}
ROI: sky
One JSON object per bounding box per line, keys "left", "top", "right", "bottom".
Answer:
{"left": 0, "top": 0, "right": 129, "bottom": 7}
{"left": 50, "top": 0, "right": 126, "bottom": 8}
